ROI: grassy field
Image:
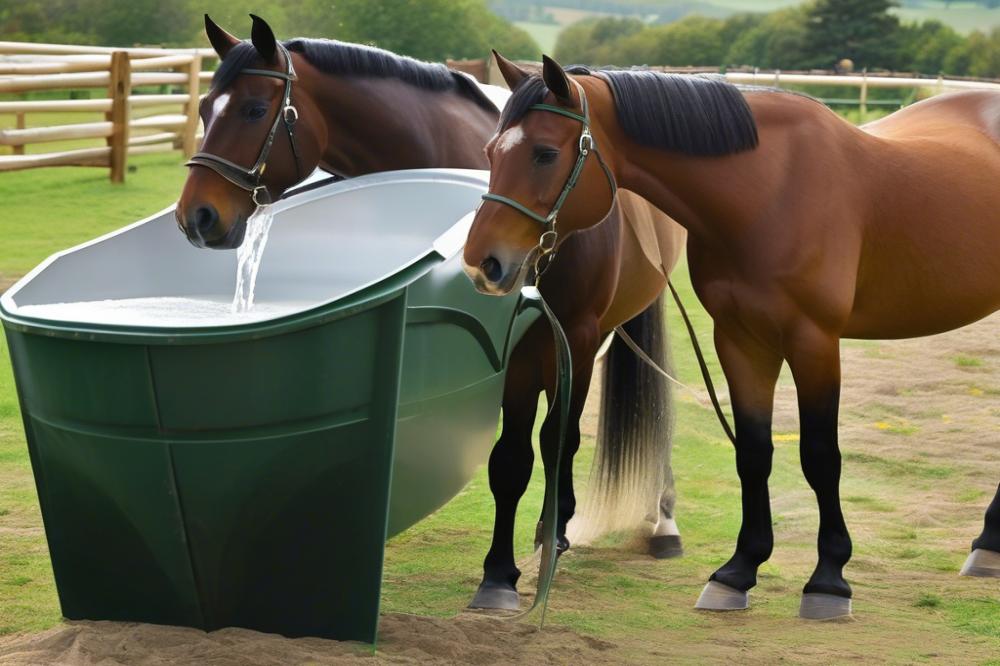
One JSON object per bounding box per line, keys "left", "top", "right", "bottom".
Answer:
{"left": 0, "top": 135, "right": 998, "bottom": 660}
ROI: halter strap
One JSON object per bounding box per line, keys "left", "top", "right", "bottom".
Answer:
{"left": 186, "top": 42, "right": 302, "bottom": 207}
{"left": 480, "top": 81, "right": 617, "bottom": 281}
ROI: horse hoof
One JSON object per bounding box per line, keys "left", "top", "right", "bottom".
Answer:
{"left": 959, "top": 548, "right": 1000, "bottom": 578}
{"left": 468, "top": 583, "right": 520, "bottom": 611}
{"left": 799, "top": 593, "right": 852, "bottom": 620}
{"left": 694, "top": 581, "right": 749, "bottom": 611}
{"left": 649, "top": 535, "right": 683, "bottom": 559}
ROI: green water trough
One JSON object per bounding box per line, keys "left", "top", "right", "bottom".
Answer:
{"left": 0, "top": 169, "right": 538, "bottom": 643}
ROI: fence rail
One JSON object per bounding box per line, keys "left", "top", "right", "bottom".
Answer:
{"left": 0, "top": 41, "right": 216, "bottom": 181}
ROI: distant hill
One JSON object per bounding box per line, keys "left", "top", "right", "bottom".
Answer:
{"left": 492, "top": 0, "right": 1000, "bottom": 52}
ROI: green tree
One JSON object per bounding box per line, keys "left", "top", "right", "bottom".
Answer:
{"left": 609, "top": 15, "right": 726, "bottom": 66}
{"left": 897, "top": 19, "right": 964, "bottom": 74}
{"left": 553, "top": 17, "right": 645, "bottom": 64}
{"left": 80, "top": 0, "right": 199, "bottom": 47}
{"left": 725, "top": 6, "right": 810, "bottom": 69}
{"left": 803, "top": 0, "right": 903, "bottom": 70}
{"left": 285, "top": 0, "right": 537, "bottom": 61}
{"left": 0, "top": 0, "right": 101, "bottom": 44}
{"left": 957, "top": 28, "right": 1000, "bottom": 78}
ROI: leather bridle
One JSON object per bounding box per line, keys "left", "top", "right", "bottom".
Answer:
{"left": 187, "top": 42, "right": 303, "bottom": 207}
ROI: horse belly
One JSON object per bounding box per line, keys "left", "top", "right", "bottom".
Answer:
{"left": 846, "top": 180, "right": 1000, "bottom": 339}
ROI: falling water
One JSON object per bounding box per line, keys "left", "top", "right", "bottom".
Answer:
{"left": 232, "top": 205, "right": 274, "bottom": 313}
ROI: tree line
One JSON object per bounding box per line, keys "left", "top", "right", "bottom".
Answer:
{"left": 0, "top": 0, "right": 539, "bottom": 62}
{"left": 554, "top": 0, "right": 1000, "bottom": 78}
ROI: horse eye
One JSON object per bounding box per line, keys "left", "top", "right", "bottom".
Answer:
{"left": 242, "top": 103, "right": 268, "bottom": 121}
{"left": 533, "top": 147, "right": 559, "bottom": 166}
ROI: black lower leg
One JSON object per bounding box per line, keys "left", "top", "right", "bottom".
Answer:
{"left": 481, "top": 429, "right": 535, "bottom": 590}
{"left": 711, "top": 412, "right": 775, "bottom": 592}
{"left": 799, "top": 391, "right": 852, "bottom": 598}
{"left": 537, "top": 389, "right": 587, "bottom": 553}
{"left": 536, "top": 330, "right": 597, "bottom": 555}
{"left": 788, "top": 332, "right": 852, "bottom": 600}
{"left": 972, "top": 482, "right": 1000, "bottom": 553}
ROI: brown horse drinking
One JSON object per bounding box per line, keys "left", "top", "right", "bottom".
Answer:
{"left": 464, "top": 54, "right": 1000, "bottom": 619}
{"left": 176, "top": 17, "right": 686, "bottom": 611}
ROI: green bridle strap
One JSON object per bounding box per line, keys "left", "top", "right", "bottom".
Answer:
{"left": 481, "top": 193, "right": 551, "bottom": 226}
{"left": 527, "top": 104, "right": 587, "bottom": 123}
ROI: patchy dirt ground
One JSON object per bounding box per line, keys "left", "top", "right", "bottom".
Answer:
{"left": 1, "top": 312, "right": 998, "bottom": 664}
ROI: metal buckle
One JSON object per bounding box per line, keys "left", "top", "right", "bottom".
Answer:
{"left": 283, "top": 105, "right": 299, "bottom": 124}
{"left": 539, "top": 230, "right": 558, "bottom": 253}
{"left": 579, "top": 130, "right": 593, "bottom": 155}
{"left": 252, "top": 185, "right": 271, "bottom": 207}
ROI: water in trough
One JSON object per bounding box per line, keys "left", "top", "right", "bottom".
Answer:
{"left": 18, "top": 206, "right": 285, "bottom": 326}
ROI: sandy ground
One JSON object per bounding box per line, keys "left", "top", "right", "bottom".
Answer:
{"left": 2, "top": 313, "right": 999, "bottom": 664}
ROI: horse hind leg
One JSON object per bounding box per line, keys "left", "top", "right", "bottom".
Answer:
{"left": 961, "top": 481, "right": 1000, "bottom": 578}
{"left": 649, "top": 464, "right": 683, "bottom": 559}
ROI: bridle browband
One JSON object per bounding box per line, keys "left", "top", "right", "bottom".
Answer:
{"left": 481, "top": 81, "right": 617, "bottom": 282}
{"left": 186, "top": 42, "right": 303, "bottom": 207}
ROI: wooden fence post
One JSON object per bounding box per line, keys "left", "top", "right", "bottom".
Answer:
{"left": 13, "top": 112, "right": 25, "bottom": 155}
{"left": 859, "top": 68, "right": 869, "bottom": 123}
{"left": 107, "top": 50, "right": 130, "bottom": 183}
{"left": 180, "top": 54, "right": 202, "bottom": 157}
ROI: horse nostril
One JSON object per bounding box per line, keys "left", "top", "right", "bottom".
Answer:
{"left": 191, "top": 205, "right": 219, "bottom": 235}
{"left": 480, "top": 256, "right": 504, "bottom": 283}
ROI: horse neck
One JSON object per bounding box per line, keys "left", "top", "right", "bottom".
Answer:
{"left": 601, "top": 90, "right": 835, "bottom": 246}
{"left": 306, "top": 74, "right": 497, "bottom": 176}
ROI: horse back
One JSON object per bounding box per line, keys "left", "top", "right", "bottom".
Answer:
{"left": 861, "top": 90, "right": 1000, "bottom": 146}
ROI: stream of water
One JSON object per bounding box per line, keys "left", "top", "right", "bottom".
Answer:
{"left": 232, "top": 205, "right": 274, "bottom": 313}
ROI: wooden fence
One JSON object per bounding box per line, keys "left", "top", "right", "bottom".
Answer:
{"left": 6, "top": 43, "right": 1000, "bottom": 183}
{"left": 0, "top": 41, "right": 217, "bottom": 182}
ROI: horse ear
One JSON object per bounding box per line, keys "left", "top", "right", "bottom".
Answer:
{"left": 542, "top": 54, "right": 573, "bottom": 105}
{"left": 249, "top": 14, "right": 278, "bottom": 65}
{"left": 492, "top": 49, "right": 529, "bottom": 90}
{"left": 205, "top": 14, "right": 239, "bottom": 60}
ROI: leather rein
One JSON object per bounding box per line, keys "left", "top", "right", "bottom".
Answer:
{"left": 186, "top": 42, "right": 303, "bottom": 207}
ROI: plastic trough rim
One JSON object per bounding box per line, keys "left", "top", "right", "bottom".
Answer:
{"left": 0, "top": 169, "right": 490, "bottom": 346}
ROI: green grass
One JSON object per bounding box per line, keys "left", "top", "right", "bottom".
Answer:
{"left": 0, "top": 153, "right": 188, "bottom": 280}
{"left": 955, "top": 354, "right": 985, "bottom": 368}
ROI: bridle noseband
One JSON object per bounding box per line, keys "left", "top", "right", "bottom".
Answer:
{"left": 481, "top": 81, "right": 617, "bottom": 282}
{"left": 187, "top": 42, "right": 303, "bottom": 207}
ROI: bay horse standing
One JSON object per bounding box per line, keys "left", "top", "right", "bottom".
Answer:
{"left": 464, "top": 54, "right": 1000, "bottom": 619}
{"left": 175, "top": 16, "right": 687, "bottom": 611}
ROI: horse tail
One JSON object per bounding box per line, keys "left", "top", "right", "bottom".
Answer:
{"left": 568, "top": 292, "right": 675, "bottom": 546}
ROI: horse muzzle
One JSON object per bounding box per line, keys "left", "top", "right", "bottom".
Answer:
{"left": 176, "top": 205, "right": 246, "bottom": 250}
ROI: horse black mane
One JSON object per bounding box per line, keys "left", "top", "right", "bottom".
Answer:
{"left": 499, "top": 66, "right": 760, "bottom": 157}
{"left": 211, "top": 39, "right": 497, "bottom": 113}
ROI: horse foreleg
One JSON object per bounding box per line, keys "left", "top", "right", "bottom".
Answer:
{"left": 786, "top": 324, "right": 853, "bottom": 619}
{"left": 537, "top": 320, "right": 601, "bottom": 557}
{"left": 696, "top": 326, "right": 782, "bottom": 611}
{"left": 963, "top": 482, "right": 1000, "bottom": 578}
{"left": 468, "top": 333, "right": 543, "bottom": 611}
